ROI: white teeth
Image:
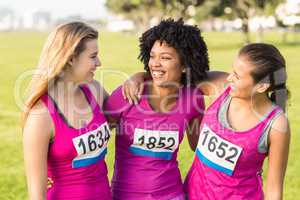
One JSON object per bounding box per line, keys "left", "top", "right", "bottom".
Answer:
{"left": 152, "top": 71, "right": 164, "bottom": 78}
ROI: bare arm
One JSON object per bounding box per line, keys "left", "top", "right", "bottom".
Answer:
{"left": 122, "top": 71, "right": 229, "bottom": 105}
{"left": 197, "top": 71, "right": 229, "bottom": 97}
{"left": 23, "top": 101, "right": 53, "bottom": 200}
{"left": 186, "top": 118, "right": 201, "bottom": 151}
{"left": 265, "top": 114, "right": 290, "bottom": 200}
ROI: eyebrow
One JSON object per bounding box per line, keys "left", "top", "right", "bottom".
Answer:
{"left": 150, "top": 51, "right": 173, "bottom": 56}
{"left": 90, "top": 51, "right": 98, "bottom": 55}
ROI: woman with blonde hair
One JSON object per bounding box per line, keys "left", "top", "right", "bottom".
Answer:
{"left": 23, "top": 22, "right": 111, "bottom": 199}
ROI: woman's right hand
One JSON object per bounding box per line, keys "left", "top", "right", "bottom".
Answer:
{"left": 122, "top": 72, "right": 146, "bottom": 104}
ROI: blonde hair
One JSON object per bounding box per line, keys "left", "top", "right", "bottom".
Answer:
{"left": 22, "top": 22, "right": 98, "bottom": 128}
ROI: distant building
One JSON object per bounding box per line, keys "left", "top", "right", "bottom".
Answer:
{"left": 33, "top": 11, "right": 52, "bottom": 31}
{"left": 105, "top": 15, "right": 134, "bottom": 32}
{"left": 0, "top": 7, "right": 54, "bottom": 31}
{"left": 0, "top": 7, "right": 15, "bottom": 31}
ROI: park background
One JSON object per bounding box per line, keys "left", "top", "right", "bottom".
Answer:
{"left": 0, "top": 0, "right": 299, "bottom": 199}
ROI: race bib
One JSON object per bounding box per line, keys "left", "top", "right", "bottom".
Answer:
{"left": 196, "top": 124, "right": 242, "bottom": 176}
{"left": 129, "top": 128, "right": 179, "bottom": 160}
{"left": 72, "top": 122, "right": 110, "bottom": 168}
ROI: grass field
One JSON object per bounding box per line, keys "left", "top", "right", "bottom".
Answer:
{"left": 0, "top": 30, "right": 299, "bottom": 199}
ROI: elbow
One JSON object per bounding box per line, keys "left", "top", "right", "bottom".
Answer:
{"left": 265, "top": 187, "right": 283, "bottom": 200}
{"left": 28, "top": 189, "right": 46, "bottom": 200}
{"left": 265, "top": 192, "right": 282, "bottom": 200}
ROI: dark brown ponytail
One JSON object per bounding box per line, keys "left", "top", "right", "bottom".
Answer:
{"left": 239, "top": 43, "right": 289, "bottom": 111}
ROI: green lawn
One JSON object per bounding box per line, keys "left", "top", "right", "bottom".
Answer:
{"left": 0, "top": 30, "right": 299, "bottom": 199}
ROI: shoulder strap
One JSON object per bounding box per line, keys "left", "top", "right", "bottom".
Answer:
{"left": 258, "top": 109, "right": 283, "bottom": 153}
{"left": 40, "top": 93, "right": 63, "bottom": 130}
{"left": 207, "top": 86, "right": 231, "bottom": 111}
{"left": 80, "top": 84, "right": 101, "bottom": 114}
{"left": 260, "top": 106, "right": 283, "bottom": 129}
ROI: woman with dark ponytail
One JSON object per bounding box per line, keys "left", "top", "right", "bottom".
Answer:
{"left": 239, "top": 43, "right": 289, "bottom": 111}
{"left": 184, "top": 43, "right": 290, "bottom": 200}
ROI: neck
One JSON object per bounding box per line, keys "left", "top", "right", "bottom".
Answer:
{"left": 231, "top": 93, "right": 272, "bottom": 116}
{"left": 252, "top": 93, "right": 274, "bottom": 114}
{"left": 150, "top": 82, "right": 181, "bottom": 99}
{"left": 50, "top": 77, "right": 81, "bottom": 100}
{"left": 147, "top": 82, "right": 181, "bottom": 112}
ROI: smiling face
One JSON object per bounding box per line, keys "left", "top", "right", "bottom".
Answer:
{"left": 148, "top": 40, "right": 184, "bottom": 87}
{"left": 69, "top": 39, "right": 101, "bottom": 83}
{"left": 227, "top": 55, "right": 258, "bottom": 99}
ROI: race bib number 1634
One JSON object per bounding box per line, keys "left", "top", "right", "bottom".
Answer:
{"left": 72, "top": 122, "right": 110, "bottom": 168}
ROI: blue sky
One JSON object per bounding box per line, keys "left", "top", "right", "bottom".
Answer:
{"left": 0, "top": 0, "right": 107, "bottom": 19}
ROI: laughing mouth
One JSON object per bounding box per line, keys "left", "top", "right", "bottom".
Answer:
{"left": 152, "top": 70, "right": 166, "bottom": 79}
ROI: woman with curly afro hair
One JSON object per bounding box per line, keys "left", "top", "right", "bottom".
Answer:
{"left": 104, "top": 18, "right": 209, "bottom": 200}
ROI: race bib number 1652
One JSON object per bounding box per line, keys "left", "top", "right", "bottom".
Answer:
{"left": 196, "top": 124, "right": 243, "bottom": 176}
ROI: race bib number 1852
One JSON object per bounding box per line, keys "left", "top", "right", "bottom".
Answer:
{"left": 129, "top": 128, "right": 179, "bottom": 160}
{"left": 196, "top": 124, "right": 243, "bottom": 176}
{"left": 72, "top": 122, "right": 110, "bottom": 168}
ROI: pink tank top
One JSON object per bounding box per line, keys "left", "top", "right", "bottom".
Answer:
{"left": 105, "top": 84, "right": 204, "bottom": 200}
{"left": 184, "top": 86, "right": 282, "bottom": 200}
{"left": 41, "top": 85, "right": 112, "bottom": 200}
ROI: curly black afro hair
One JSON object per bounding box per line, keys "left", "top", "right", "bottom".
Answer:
{"left": 138, "top": 18, "right": 209, "bottom": 86}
